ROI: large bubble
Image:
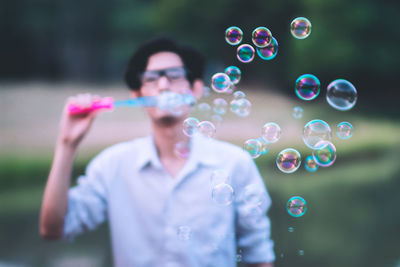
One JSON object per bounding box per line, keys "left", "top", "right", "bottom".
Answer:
{"left": 276, "top": 148, "right": 301, "bottom": 173}
{"left": 326, "top": 79, "right": 358, "bottom": 111}
{"left": 212, "top": 183, "right": 234, "bottom": 206}
{"left": 224, "top": 66, "right": 241, "bottom": 85}
{"left": 252, "top": 27, "right": 272, "bottom": 48}
{"left": 336, "top": 121, "right": 353, "bottom": 139}
{"left": 256, "top": 36, "right": 278, "bottom": 60}
{"left": 182, "top": 117, "right": 200, "bottom": 137}
{"left": 237, "top": 44, "right": 255, "bottom": 63}
{"left": 261, "top": 122, "right": 281, "bottom": 143}
{"left": 303, "top": 119, "right": 332, "bottom": 149}
{"left": 225, "top": 26, "right": 243, "bottom": 46}
{"left": 287, "top": 196, "right": 307, "bottom": 217}
{"left": 243, "top": 139, "right": 262, "bottom": 159}
{"left": 312, "top": 140, "right": 337, "bottom": 167}
{"left": 295, "top": 74, "right": 320, "bottom": 101}
{"left": 290, "top": 17, "right": 312, "bottom": 39}
{"left": 211, "top": 73, "right": 232, "bottom": 93}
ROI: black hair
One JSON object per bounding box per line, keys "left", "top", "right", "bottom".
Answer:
{"left": 124, "top": 36, "right": 205, "bottom": 91}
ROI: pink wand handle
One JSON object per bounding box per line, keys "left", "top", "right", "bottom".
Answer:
{"left": 68, "top": 97, "right": 114, "bottom": 115}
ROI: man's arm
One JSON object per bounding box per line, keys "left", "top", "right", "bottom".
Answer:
{"left": 39, "top": 94, "right": 97, "bottom": 240}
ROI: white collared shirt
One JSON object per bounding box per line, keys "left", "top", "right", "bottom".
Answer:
{"left": 64, "top": 134, "right": 275, "bottom": 266}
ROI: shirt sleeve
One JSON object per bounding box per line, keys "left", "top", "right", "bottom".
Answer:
{"left": 63, "top": 153, "right": 109, "bottom": 241}
{"left": 234, "top": 152, "right": 275, "bottom": 263}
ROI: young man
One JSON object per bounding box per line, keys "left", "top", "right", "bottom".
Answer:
{"left": 40, "top": 37, "right": 275, "bottom": 267}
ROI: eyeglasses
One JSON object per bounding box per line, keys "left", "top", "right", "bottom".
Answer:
{"left": 140, "top": 67, "right": 188, "bottom": 86}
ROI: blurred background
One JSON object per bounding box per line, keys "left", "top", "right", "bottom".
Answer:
{"left": 0, "top": 0, "right": 399, "bottom": 266}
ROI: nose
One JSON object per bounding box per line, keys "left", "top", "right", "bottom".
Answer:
{"left": 157, "top": 75, "right": 171, "bottom": 92}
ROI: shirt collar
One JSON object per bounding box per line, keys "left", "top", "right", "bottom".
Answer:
{"left": 134, "top": 134, "right": 220, "bottom": 171}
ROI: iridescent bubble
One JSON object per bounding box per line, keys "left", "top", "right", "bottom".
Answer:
{"left": 256, "top": 36, "right": 278, "bottom": 60}
{"left": 304, "top": 155, "right": 318, "bottom": 172}
{"left": 182, "top": 117, "right": 200, "bottom": 137}
{"left": 213, "top": 98, "right": 228, "bottom": 115}
{"left": 326, "top": 79, "right": 358, "bottom": 111}
{"left": 292, "top": 106, "right": 304, "bottom": 119}
{"left": 211, "top": 183, "right": 234, "bottom": 206}
{"left": 261, "top": 122, "right": 281, "bottom": 143}
{"left": 174, "top": 141, "right": 191, "bottom": 158}
{"left": 336, "top": 121, "right": 353, "bottom": 139}
{"left": 230, "top": 98, "right": 251, "bottom": 117}
{"left": 256, "top": 137, "right": 270, "bottom": 155}
{"left": 252, "top": 27, "right": 272, "bottom": 48}
{"left": 290, "top": 17, "right": 312, "bottom": 39}
{"left": 210, "top": 169, "right": 230, "bottom": 186}
{"left": 243, "top": 139, "right": 262, "bottom": 159}
{"left": 211, "top": 114, "right": 223, "bottom": 127}
{"left": 211, "top": 73, "right": 232, "bottom": 93}
{"left": 237, "top": 44, "right": 255, "bottom": 63}
{"left": 225, "top": 26, "right": 243, "bottom": 46}
{"left": 295, "top": 74, "right": 320, "bottom": 101}
{"left": 224, "top": 66, "right": 241, "bottom": 85}
{"left": 233, "top": 90, "right": 246, "bottom": 100}
{"left": 242, "top": 184, "right": 267, "bottom": 207}
{"left": 177, "top": 226, "right": 191, "bottom": 241}
{"left": 276, "top": 148, "right": 301, "bottom": 173}
{"left": 287, "top": 196, "right": 307, "bottom": 217}
{"left": 198, "top": 121, "right": 216, "bottom": 138}
{"left": 299, "top": 250, "right": 305, "bottom": 256}
{"left": 312, "top": 140, "right": 336, "bottom": 167}
{"left": 288, "top": 227, "right": 295, "bottom": 233}
{"left": 303, "top": 119, "right": 332, "bottom": 149}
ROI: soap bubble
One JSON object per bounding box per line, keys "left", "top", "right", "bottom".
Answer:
{"left": 261, "top": 122, "right": 281, "bottom": 143}
{"left": 276, "top": 148, "right": 301, "bottom": 173}
{"left": 213, "top": 98, "right": 228, "bottom": 115}
{"left": 299, "top": 250, "right": 305, "bottom": 256}
{"left": 182, "top": 117, "right": 200, "bottom": 137}
{"left": 243, "top": 139, "right": 262, "bottom": 159}
{"left": 290, "top": 17, "right": 312, "bottom": 39}
{"left": 174, "top": 141, "right": 191, "bottom": 158}
{"left": 233, "top": 90, "right": 246, "bottom": 100}
{"left": 336, "top": 121, "right": 353, "bottom": 139}
{"left": 326, "top": 79, "right": 358, "bottom": 111}
{"left": 252, "top": 27, "right": 272, "bottom": 48}
{"left": 177, "top": 226, "right": 191, "bottom": 241}
{"left": 256, "top": 137, "right": 270, "bottom": 155}
{"left": 256, "top": 36, "right": 278, "bottom": 60}
{"left": 304, "top": 155, "right": 319, "bottom": 172}
{"left": 237, "top": 44, "right": 255, "bottom": 63}
{"left": 303, "top": 119, "right": 332, "bottom": 149}
{"left": 292, "top": 106, "right": 304, "bottom": 119}
{"left": 212, "top": 183, "right": 234, "bottom": 206}
{"left": 225, "top": 26, "right": 243, "bottom": 45}
{"left": 224, "top": 66, "right": 241, "bottom": 85}
{"left": 312, "top": 141, "right": 336, "bottom": 167}
{"left": 288, "top": 227, "right": 295, "bottom": 233}
{"left": 198, "top": 121, "right": 216, "bottom": 138}
{"left": 236, "top": 254, "right": 242, "bottom": 262}
{"left": 287, "top": 196, "right": 307, "bottom": 217}
{"left": 304, "top": 155, "right": 318, "bottom": 172}
{"left": 295, "top": 74, "right": 320, "bottom": 101}
{"left": 230, "top": 98, "right": 251, "bottom": 117}
{"left": 211, "top": 73, "right": 232, "bottom": 93}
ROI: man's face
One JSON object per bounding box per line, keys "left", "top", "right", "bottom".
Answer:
{"left": 136, "top": 52, "right": 196, "bottom": 126}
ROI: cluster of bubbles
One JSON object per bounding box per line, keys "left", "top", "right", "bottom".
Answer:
{"left": 182, "top": 117, "right": 216, "bottom": 139}
{"left": 225, "top": 26, "right": 279, "bottom": 63}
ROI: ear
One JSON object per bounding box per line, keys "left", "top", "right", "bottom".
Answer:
{"left": 130, "top": 90, "right": 141, "bottom": 98}
{"left": 192, "top": 79, "right": 204, "bottom": 100}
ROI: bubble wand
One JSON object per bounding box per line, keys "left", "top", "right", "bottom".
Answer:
{"left": 67, "top": 92, "right": 195, "bottom": 115}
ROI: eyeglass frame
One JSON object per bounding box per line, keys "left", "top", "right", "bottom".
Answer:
{"left": 139, "top": 66, "right": 190, "bottom": 88}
